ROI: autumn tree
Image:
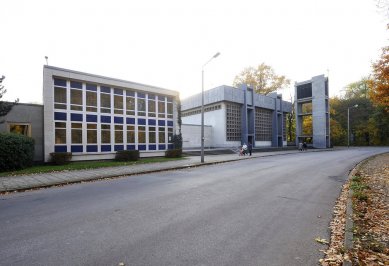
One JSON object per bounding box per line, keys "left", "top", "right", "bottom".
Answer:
{"left": 0, "top": 76, "right": 18, "bottom": 123}
{"left": 369, "top": 46, "right": 389, "bottom": 111}
{"left": 233, "top": 63, "right": 290, "bottom": 94}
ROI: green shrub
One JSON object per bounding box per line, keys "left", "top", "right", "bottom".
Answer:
{"left": 0, "top": 133, "right": 35, "bottom": 171}
{"left": 115, "top": 150, "right": 139, "bottom": 161}
{"left": 50, "top": 152, "right": 72, "bottom": 165}
{"left": 165, "top": 149, "right": 182, "bottom": 158}
{"left": 172, "top": 134, "right": 183, "bottom": 149}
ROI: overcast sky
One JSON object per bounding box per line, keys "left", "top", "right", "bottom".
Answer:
{"left": 1, "top": 0, "right": 387, "bottom": 104}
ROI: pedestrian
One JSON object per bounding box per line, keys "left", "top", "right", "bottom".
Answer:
{"left": 303, "top": 142, "right": 307, "bottom": 151}
{"left": 298, "top": 142, "right": 303, "bottom": 151}
{"left": 248, "top": 142, "right": 252, "bottom": 156}
{"left": 242, "top": 143, "right": 247, "bottom": 156}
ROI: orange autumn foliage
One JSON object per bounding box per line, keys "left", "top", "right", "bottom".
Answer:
{"left": 369, "top": 46, "right": 389, "bottom": 111}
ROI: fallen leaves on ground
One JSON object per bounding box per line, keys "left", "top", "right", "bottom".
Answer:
{"left": 349, "top": 154, "right": 389, "bottom": 265}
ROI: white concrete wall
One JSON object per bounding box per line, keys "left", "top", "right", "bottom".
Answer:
{"left": 181, "top": 124, "right": 212, "bottom": 148}
{"left": 182, "top": 106, "right": 228, "bottom": 148}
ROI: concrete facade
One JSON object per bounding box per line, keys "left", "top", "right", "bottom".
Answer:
{"left": 0, "top": 103, "right": 44, "bottom": 161}
{"left": 181, "top": 85, "right": 292, "bottom": 149}
{"left": 295, "top": 74, "right": 330, "bottom": 148}
{"left": 43, "top": 66, "right": 180, "bottom": 162}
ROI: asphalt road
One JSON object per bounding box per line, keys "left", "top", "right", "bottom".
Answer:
{"left": 1, "top": 147, "right": 388, "bottom": 266}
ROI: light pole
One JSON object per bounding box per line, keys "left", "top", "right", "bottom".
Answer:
{"left": 201, "top": 52, "right": 220, "bottom": 163}
{"left": 347, "top": 104, "right": 358, "bottom": 148}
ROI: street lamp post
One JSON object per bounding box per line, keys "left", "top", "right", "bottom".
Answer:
{"left": 201, "top": 52, "right": 220, "bottom": 163}
{"left": 347, "top": 104, "right": 358, "bottom": 148}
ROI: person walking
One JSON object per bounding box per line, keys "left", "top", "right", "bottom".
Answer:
{"left": 242, "top": 143, "right": 248, "bottom": 156}
{"left": 303, "top": 142, "right": 307, "bottom": 151}
{"left": 248, "top": 142, "right": 252, "bottom": 156}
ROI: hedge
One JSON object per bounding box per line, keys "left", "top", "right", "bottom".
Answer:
{"left": 50, "top": 152, "right": 72, "bottom": 165}
{"left": 115, "top": 150, "right": 139, "bottom": 161}
{"left": 165, "top": 149, "right": 182, "bottom": 158}
{"left": 0, "top": 133, "right": 35, "bottom": 172}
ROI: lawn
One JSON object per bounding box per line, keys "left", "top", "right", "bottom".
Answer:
{"left": 0, "top": 157, "right": 186, "bottom": 177}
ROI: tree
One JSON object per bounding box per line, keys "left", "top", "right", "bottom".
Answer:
{"left": 369, "top": 46, "right": 389, "bottom": 111}
{"left": 329, "top": 77, "right": 389, "bottom": 146}
{"left": 233, "top": 63, "right": 290, "bottom": 94}
{"left": 0, "top": 76, "right": 18, "bottom": 123}
{"left": 343, "top": 77, "right": 370, "bottom": 99}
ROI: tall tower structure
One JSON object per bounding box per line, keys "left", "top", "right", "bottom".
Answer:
{"left": 295, "top": 75, "right": 330, "bottom": 148}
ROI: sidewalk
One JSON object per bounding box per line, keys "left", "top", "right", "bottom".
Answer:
{"left": 0, "top": 149, "right": 332, "bottom": 193}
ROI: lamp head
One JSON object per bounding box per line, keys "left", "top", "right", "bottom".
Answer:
{"left": 354, "top": 104, "right": 358, "bottom": 108}
{"left": 213, "top": 52, "right": 220, "bottom": 58}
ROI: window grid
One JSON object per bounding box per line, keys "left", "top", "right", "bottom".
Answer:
{"left": 53, "top": 79, "right": 174, "bottom": 152}
{"left": 182, "top": 104, "right": 222, "bottom": 117}
{"left": 226, "top": 103, "right": 241, "bottom": 141}
{"left": 255, "top": 107, "right": 272, "bottom": 141}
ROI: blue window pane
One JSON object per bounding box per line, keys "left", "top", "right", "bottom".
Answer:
{"left": 138, "top": 145, "right": 146, "bottom": 150}
{"left": 126, "top": 91, "right": 135, "bottom": 97}
{"left": 101, "top": 86, "right": 110, "bottom": 93}
{"left": 137, "top": 92, "right": 145, "bottom": 98}
{"left": 148, "top": 94, "right": 155, "bottom": 99}
{"left": 148, "top": 119, "right": 156, "bottom": 125}
{"left": 149, "top": 145, "right": 156, "bottom": 150}
{"left": 114, "top": 145, "right": 124, "bottom": 151}
{"left": 87, "top": 145, "right": 98, "bottom": 152}
{"left": 159, "top": 145, "right": 166, "bottom": 150}
{"left": 71, "top": 113, "right": 83, "bottom": 121}
{"left": 126, "top": 145, "right": 135, "bottom": 150}
{"left": 167, "top": 97, "right": 173, "bottom": 102}
{"left": 168, "top": 144, "right": 173, "bottom": 150}
{"left": 70, "top": 81, "right": 82, "bottom": 89}
{"left": 54, "top": 112, "right": 67, "bottom": 121}
{"left": 167, "top": 121, "right": 173, "bottom": 127}
{"left": 126, "top": 117, "right": 135, "bottom": 124}
{"left": 86, "top": 114, "right": 97, "bottom": 122}
{"left": 101, "top": 145, "right": 111, "bottom": 152}
{"left": 55, "top": 145, "right": 67, "bottom": 152}
{"left": 86, "top": 83, "right": 97, "bottom": 91}
{"left": 158, "top": 120, "right": 165, "bottom": 126}
{"left": 54, "top": 78, "right": 66, "bottom": 87}
{"left": 114, "top": 88, "right": 123, "bottom": 95}
{"left": 114, "top": 117, "right": 123, "bottom": 124}
{"left": 71, "top": 145, "right": 83, "bottom": 153}
{"left": 101, "top": 116, "right": 111, "bottom": 123}
{"left": 158, "top": 95, "right": 165, "bottom": 101}
{"left": 138, "top": 118, "right": 146, "bottom": 125}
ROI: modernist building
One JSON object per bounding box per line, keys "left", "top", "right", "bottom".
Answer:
{"left": 0, "top": 66, "right": 180, "bottom": 162}
{"left": 42, "top": 66, "right": 180, "bottom": 162}
{"left": 295, "top": 75, "right": 330, "bottom": 148}
{"left": 181, "top": 85, "right": 292, "bottom": 148}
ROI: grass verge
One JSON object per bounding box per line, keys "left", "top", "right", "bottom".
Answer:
{"left": 0, "top": 157, "right": 186, "bottom": 177}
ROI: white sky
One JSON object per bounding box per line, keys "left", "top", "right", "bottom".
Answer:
{"left": 1, "top": 0, "right": 387, "bottom": 104}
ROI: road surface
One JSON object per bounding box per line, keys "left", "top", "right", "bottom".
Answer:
{"left": 1, "top": 147, "right": 388, "bottom": 266}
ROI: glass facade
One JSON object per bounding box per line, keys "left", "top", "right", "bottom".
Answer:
{"left": 52, "top": 78, "right": 174, "bottom": 153}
